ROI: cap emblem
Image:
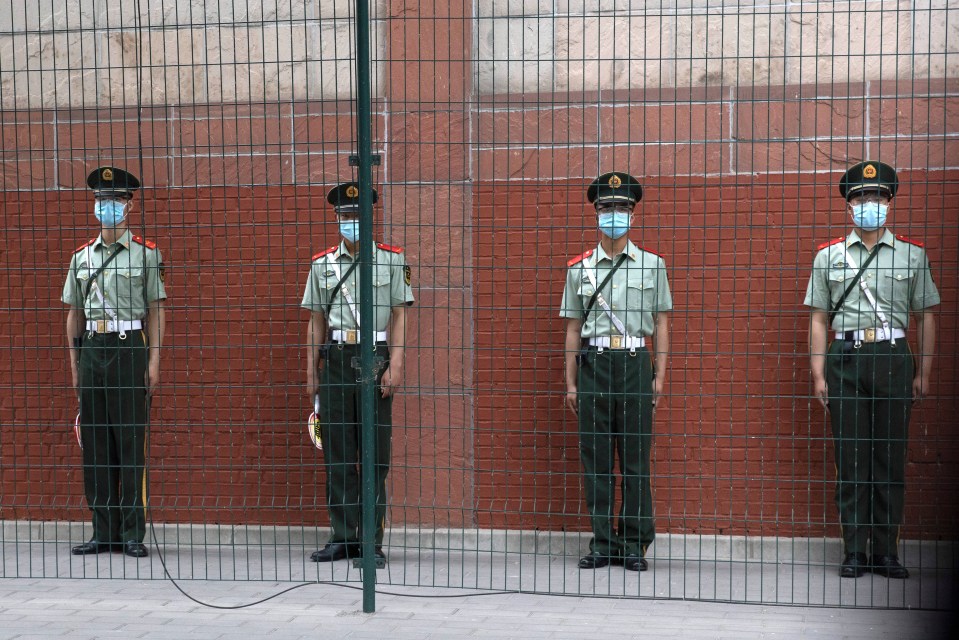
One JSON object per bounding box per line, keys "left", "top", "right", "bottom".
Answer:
{"left": 863, "top": 164, "right": 877, "bottom": 179}
{"left": 101, "top": 168, "right": 114, "bottom": 182}
{"left": 346, "top": 185, "right": 359, "bottom": 198}
{"left": 608, "top": 175, "right": 622, "bottom": 188}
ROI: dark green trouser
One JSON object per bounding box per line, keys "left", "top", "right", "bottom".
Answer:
{"left": 578, "top": 345, "right": 655, "bottom": 557}
{"left": 826, "top": 339, "right": 913, "bottom": 557}
{"left": 319, "top": 343, "right": 392, "bottom": 546}
{"left": 78, "top": 330, "right": 148, "bottom": 544}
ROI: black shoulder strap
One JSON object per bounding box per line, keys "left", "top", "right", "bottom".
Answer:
{"left": 325, "top": 258, "right": 360, "bottom": 319}
{"left": 82, "top": 243, "right": 125, "bottom": 301}
{"left": 829, "top": 244, "right": 880, "bottom": 325}
{"left": 582, "top": 253, "right": 628, "bottom": 322}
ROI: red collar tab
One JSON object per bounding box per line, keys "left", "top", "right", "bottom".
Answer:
{"left": 376, "top": 242, "right": 403, "bottom": 254}
{"left": 131, "top": 235, "right": 156, "bottom": 249}
{"left": 895, "top": 234, "right": 924, "bottom": 247}
{"left": 312, "top": 245, "right": 338, "bottom": 261}
{"left": 817, "top": 236, "right": 845, "bottom": 251}
{"left": 567, "top": 249, "right": 594, "bottom": 267}
{"left": 74, "top": 238, "right": 96, "bottom": 253}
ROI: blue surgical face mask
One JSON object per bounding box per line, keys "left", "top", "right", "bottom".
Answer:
{"left": 94, "top": 200, "right": 128, "bottom": 227}
{"left": 339, "top": 219, "right": 359, "bottom": 243}
{"left": 851, "top": 202, "right": 888, "bottom": 231}
{"left": 598, "top": 211, "right": 631, "bottom": 239}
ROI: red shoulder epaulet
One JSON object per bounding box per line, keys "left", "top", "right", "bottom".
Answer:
{"left": 636, "top": 245, "right": 663, "bottom": 258}
{"left": 817, "top": 236, "right": 845, "bottom": 251}
{"left": 73, "top": 238, "right": 96, "bottom": 253}
{"left": 312, "top": 245, "right": 337, "bottom": 261}
{"left": 131, "top": 235, "right": 157, "bottom": 249}
{"left": 895, "top": 234, "right": 924, "bottom": 247}
{"left": 376, "top": 242, "right": 403, "bottom": 254}
{"left": 567, "top": 249, "right": 594, "bottom": 267}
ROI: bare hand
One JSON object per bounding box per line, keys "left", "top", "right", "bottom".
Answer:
{"left": 913, "top": 374, "right": 930, "bottom": 404}
{"left": 145, "top": 360, "right": 160, "bottom": 398}
{"left": 381, "top": 363, "right": 403, "bottom": 398}
{"left": 652, "top": 376, "right": 665, "bottom": 412}
{"left": 813, "top": 378, "right": 829, "bottom": 410}
{"left": 565, "top": 388, "right": 578, "bottom": 416}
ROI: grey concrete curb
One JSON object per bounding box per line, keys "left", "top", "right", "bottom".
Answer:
{"left": 2, "top": 520, "right": 954, "bottom": 568}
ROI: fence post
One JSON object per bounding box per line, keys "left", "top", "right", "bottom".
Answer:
{"left": 353, "top": 0, "right": 378, "bottom": 614}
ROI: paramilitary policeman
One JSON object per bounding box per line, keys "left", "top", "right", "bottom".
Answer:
{"left": 804, "top": 161, "right": 940, "bottom": 579}
{"left": 560, "top": 171, "right": 672, "bottom": 572}
{"left": 302, "top": 181, "right": 414, "bottom": 564}
{"left": 62, "top": 166, "right": 167, "bottom": 558}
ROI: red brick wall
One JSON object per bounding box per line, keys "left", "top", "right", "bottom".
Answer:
{"left": 473, "top": 172, "right": 959, "bottom": 539}
{"left": 1, "top": 79, "right": 957, "bottom": 538}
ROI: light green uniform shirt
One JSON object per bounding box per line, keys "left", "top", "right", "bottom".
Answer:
{"left": 301, "top": 241, "right": 414, "bottom": 331}
{"left": 803, "top": 229, "right": 940, "bottom": 331}
{"left": 61, "top": 229, "right": 167, "bottom": 320}
{"left": 560, "top": 240, "right": 672, "bottom": 338}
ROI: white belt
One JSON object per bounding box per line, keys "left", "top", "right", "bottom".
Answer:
{"left": 86, "top": 319, "right": 142, "bottom": 334}
{"left": 331, "top": 329, "right": 388, "bottom": 344}
{"left": 588, "top": 336, "right": 645, "bottom": 350}
{"left": 836, "top": 328, "right": 906, "bottom": 343}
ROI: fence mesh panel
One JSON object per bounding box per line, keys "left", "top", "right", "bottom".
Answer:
{"left": 1, "top": 0, "right": 957, "bottom": 609}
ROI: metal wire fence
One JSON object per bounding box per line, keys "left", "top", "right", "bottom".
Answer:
{"left": 1, "top": 0, "right": 957, "bottom": 611}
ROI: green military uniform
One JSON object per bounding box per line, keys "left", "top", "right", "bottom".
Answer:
{"left": 61, "top": 169, "right": 166, "bottom": 548}
{"left": 560, "top": 172, "right": 672, "bottom": 563}
{"left": 804, "top": 161, "right": 939, "bottom": 565}
{"left": 301, "top": 184, "right": 414, "bottom": 551}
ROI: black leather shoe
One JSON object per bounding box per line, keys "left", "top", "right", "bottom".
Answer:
{"left": 374, "top": 547, "right": 386, "bottom": 561}
{"left": 310, "top": 543, "right": 357, "bottom": 563}
{"left": 71, "top": 540, "right": 111, "bottom": 555}
{"left": 578, "top": 553, "right": 611, "bottom": 569}
{"left": 839, "top": 552, "right": 869, "bottom": 578}
{"left": 623, "top": 554, "right": 648, "bottom": 572}
{"left": 871, "top": 555, "right": 909, "bottom": 579}
{"left": 123, "top": 541, "right": 148, "bottom": 558}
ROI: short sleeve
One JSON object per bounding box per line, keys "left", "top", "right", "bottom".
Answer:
{"left": 390, "top": 251, "right": 415, "bottom": 307}
{"left": 910, "top": 251, "right": 941, "bottom": 311}
{"left": 61, "top": 253, "right": 81, "bottom": 307}
{"left": 559, "top": 266, "right": 583, "bottom": 319}
{"left": 654, "top": 257, "right": 673, "bottom": 312}
{"left": 145, "top": 248, "right": 167, "bottom": 303}
{"left": 301, "top": 261, "right": 327, "bottom": 313}
{"left": 803, "top": 250, "right": 831, "bottom": 310}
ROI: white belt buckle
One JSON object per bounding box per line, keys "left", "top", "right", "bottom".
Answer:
{"left": 610, "top": 336, "right": 622, "bottom": 349}
{"left": 864, "top": 328, "right": 876, "bottom": 343}
{"left": 346, "top": 330, "right": 357, "bottom": 344}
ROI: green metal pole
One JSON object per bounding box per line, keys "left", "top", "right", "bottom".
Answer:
{"left": 353, "top": 0, "right": 377, "bottom": 614}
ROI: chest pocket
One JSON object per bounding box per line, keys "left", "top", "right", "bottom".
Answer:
{"left": 322, "top": 268, "right": 339, "bottom": 289}
{"left": 576, "top": 275, "right": 595, "bottom": 302}
{"left": 118, "top": 267, "right": 143, "bottom": 282}
{"left": 626, "top": 272, "right": 655, "bottom": 311}
{"left": 826, "top": 268, "right": 857, "bottom": 298}
{"left": 373, "top": 265, "right": 391, "bottom": 289}
{"left": 882, "top": 270, "right": 914, "bottom": 304}
{"left": 115, "top": 267, "right": 145, "bottom": 314}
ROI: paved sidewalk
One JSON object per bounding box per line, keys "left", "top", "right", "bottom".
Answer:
{"left": 1, "top": 538, "right": 957, "bottom": 640}
{"left": 0, "top": 576, "right": 956, "bottom": 640}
